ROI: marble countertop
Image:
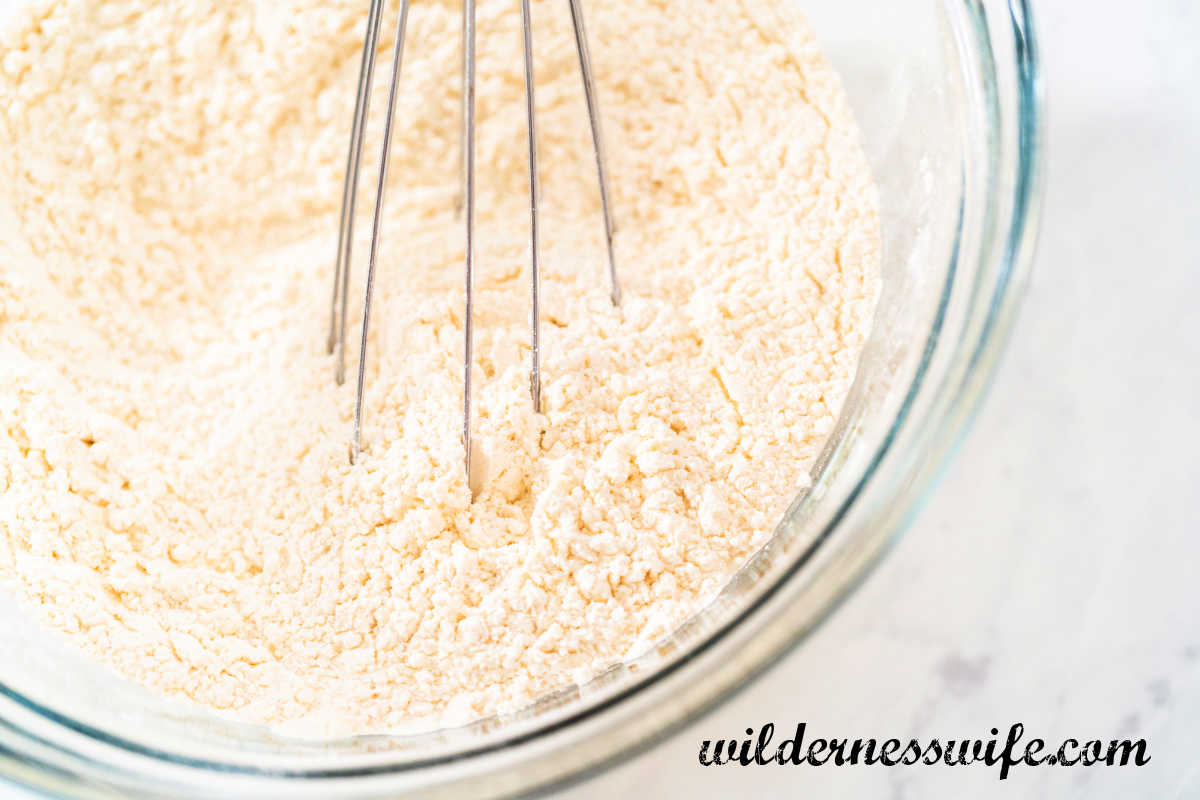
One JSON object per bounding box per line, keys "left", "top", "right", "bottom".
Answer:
{"left": 562, "top": 2, "right": 1200, "bottom": 798}
{"left": 3, "top": 1, "right": 1198, "bottom": 798}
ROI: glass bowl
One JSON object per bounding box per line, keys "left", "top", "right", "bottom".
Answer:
{"left": 0, "top": 0, "right": 1043, "bottom": 796}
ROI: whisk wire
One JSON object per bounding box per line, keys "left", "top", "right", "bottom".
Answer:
{"left": 330, "top": 0, "right": 386, "bottom": 384}
{"left": 521, "top": 0, "right": 542, "bottom": 413}
{"left": 462, "top": 0, "right": 478, "bottom": 481}
{"left": 566, "top": 0, "right": 620, "bottom": 306}
{"left": 328, "top": 0, "right": 382, "bottom": 358}
{"left": 351, "top": 0, "right": 412, "bottom": 465}
{"left": 456, "top": 0, "right": 469, "bottom": 218}
{"left": 333, "top": 0, "right": 618, "bottom": 482}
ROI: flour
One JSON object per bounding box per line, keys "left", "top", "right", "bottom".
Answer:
{"left": 0, "top": 0, "right": 880, "bottom": 735}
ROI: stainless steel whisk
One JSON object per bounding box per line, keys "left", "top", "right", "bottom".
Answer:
{"left": 326, "top": 0, "right": 620, "bottom": 478}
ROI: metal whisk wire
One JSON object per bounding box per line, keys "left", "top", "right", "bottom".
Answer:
{"left": 327, "top": 0, "right": 384, "bottom": 377}
{"left": 329, "top": 0, "right": 620, "bottom": 477}
{"left": 461, "top": 0, "right": 477, "bottom": 480}
{"left": 519, "top": 0, "right": 543, "bottom": 420}
{"left": 352, "top": 0, "right": 412, "bottom": 466}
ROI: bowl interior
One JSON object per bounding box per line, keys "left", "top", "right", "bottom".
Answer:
{"left": 0, "top": 0, "right": 982, "bottom": 783}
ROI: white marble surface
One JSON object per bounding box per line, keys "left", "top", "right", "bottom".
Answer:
{"left": 559, "top": 2, "right": 1200, "bottom": 799}
{"left": 3, "top": 1, "right": 1198, "bottom": 798}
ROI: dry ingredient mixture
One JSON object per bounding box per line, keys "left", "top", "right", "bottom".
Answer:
{"left": 0, "top": 0, "right": 880, "bottom": 735}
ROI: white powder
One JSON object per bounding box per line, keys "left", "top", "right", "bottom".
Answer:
{"left": 0, "top": 0, "right": 880, "bottom": 735}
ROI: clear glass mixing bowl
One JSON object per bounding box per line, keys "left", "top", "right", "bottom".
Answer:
{"left": 0, "top": 0, "right": 1042, "bottom": 796}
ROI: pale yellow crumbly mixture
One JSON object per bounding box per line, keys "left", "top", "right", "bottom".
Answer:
{"left": 0, "top": 0, "right": 879, "bottom": 734}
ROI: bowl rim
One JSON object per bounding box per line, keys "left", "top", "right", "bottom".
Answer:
{"left": 0, "top": 0, "right": 1045, "bottom": 795}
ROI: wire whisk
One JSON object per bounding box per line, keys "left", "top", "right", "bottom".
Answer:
{"left": 326, "top": 0, "right": 620, "bottom": 481}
